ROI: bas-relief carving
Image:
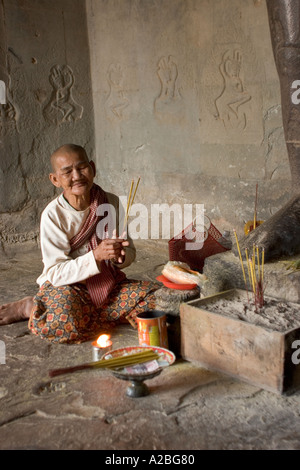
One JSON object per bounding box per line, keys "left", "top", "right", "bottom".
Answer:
{"left": 200, "top": 44, "right": 256, "bottom": 144}
{"left": 200, "top": 4, "right": 262, "bottom": 144}
{"left": 260, "top": 105, "right": 290, "bottom": 181}
{"left": 0, "top": 229, "right": 39, "bottom": 245}
{"left": 43, "top": 65, "right": 83, "bottom": 125}
{"left": 215, "top": 49, "right": 251, "bottom": 131}
{"left": 0, "top": 43, "right": 20, "bottom": 139}
{"left": 0, "top": 75, "right": 20, "bottom": 138}
{"left": 154, "top": 55, "right": 184, "bottom": 123}
{"left": 104, "top": 58, "right": 185, "bottom": 126}
{"left": 105, "top": 63, "right": 129, "bottom": 123}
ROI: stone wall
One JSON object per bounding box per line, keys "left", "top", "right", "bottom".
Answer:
{"left": 0, "top": 0, "right": 94, "bottom": 249}
{"left": 87, "top": 0, "right": 292, "bottom": 243}
{"left": 0, "top": 0, "right": 293, "bottom": 250}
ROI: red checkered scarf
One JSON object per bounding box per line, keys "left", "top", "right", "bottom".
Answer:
{"left": 69, "top": 184, "right": 125, "bottom": 308}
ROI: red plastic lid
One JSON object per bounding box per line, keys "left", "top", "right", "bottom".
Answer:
{"left": 156, "top": 275, "right": 197, "bottom": 290}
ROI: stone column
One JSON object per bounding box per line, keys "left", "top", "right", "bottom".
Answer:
{"left": 266, "top": 0, "right": 300, "bottom": 191}
{"left": 0, "top": 0, "right": 7, "bottom": 93}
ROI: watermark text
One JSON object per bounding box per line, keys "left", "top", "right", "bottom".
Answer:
{"left": 0, "top": 340, "right": 5, "bottom": 364}
{"left": 96, "top": 201, "right": 209, "bottom": 250}
{"left": 291, "top": 340, "right": 300, "bottom": 365}
{"left": 0, "top": 80, "right": 6, "bottom": 105}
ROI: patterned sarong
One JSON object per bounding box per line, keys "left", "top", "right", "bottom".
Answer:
{"left": 29, "top": 279, "right": 160, "bottom": 344}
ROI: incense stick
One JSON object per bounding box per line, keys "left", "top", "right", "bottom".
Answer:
{"left": 261, "top": 248, "right": 265, "bottom": 282}
{"left": 122, "top": 177, "right": 141, "bottom": 234}
{"left": 130, "top": 176, "right": 140, "bottom": 208}
{"left": 126, "top": 180, "right": 134, "bottom": 220}
{"left": 245, "top": 248, "right": 253, "bottom": 292}
{"left": 252, "top": 254, "right": 257, "bottom": 286}
{"left": 256, "top": 245, "right": 261, "bottom": 281}
{"left": 249, "top": 259, "right": 256, "bottom": 294}
{"left": 49, "top": 350, "right": 159, "bottom": 378}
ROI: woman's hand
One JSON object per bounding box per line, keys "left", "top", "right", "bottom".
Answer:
{"left": 93, "top": 237, "right": 129, "bottom": 265}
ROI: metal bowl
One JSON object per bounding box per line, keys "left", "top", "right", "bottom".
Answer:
{"left": 102, "top": 345, "right": 175, "bottom": 398}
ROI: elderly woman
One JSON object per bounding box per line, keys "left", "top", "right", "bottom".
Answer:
{"left": 0, "top": 144, "right": 159, "bottom": 343}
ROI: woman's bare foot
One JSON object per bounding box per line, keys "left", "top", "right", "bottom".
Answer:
{"left": 0, "top": 296, "right": 34, "bottom": 325}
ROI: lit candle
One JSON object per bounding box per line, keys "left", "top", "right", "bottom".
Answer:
{"left": 92, "top": 334, "right": 112, "bottom": 361}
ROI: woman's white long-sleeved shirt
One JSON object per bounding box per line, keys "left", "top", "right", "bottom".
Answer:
{"left": 36, "top": 191, "right": 136, "bottom": 287}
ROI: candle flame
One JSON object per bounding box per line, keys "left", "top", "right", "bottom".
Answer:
{"left": 97, "top": 334, "right": 111, "bottom": 348}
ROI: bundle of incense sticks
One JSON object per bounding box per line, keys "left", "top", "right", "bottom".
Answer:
{"left": 122, "top": 177, "right": 140, "bottom": 233}
{"left": 233, "top": 229, "right": 265, "bottom": 309}
{"left": 49, "top": 349, "right": 159, "bottom": 378}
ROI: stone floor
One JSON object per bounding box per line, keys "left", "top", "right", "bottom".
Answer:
{"left": 0, "top": 241, "right": 300, "bottom": 451}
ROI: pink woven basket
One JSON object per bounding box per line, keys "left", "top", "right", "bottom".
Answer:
{"left": 168, "top": 221, "right": 229, "bottom": 272}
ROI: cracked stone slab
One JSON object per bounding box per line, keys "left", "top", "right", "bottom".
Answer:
{"left": 1, "top": 246, "right": 300, "bottom": 450}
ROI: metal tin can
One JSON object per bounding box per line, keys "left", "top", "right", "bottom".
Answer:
{"left": 136, "top": 310, "right": 168, "bottom": 349}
